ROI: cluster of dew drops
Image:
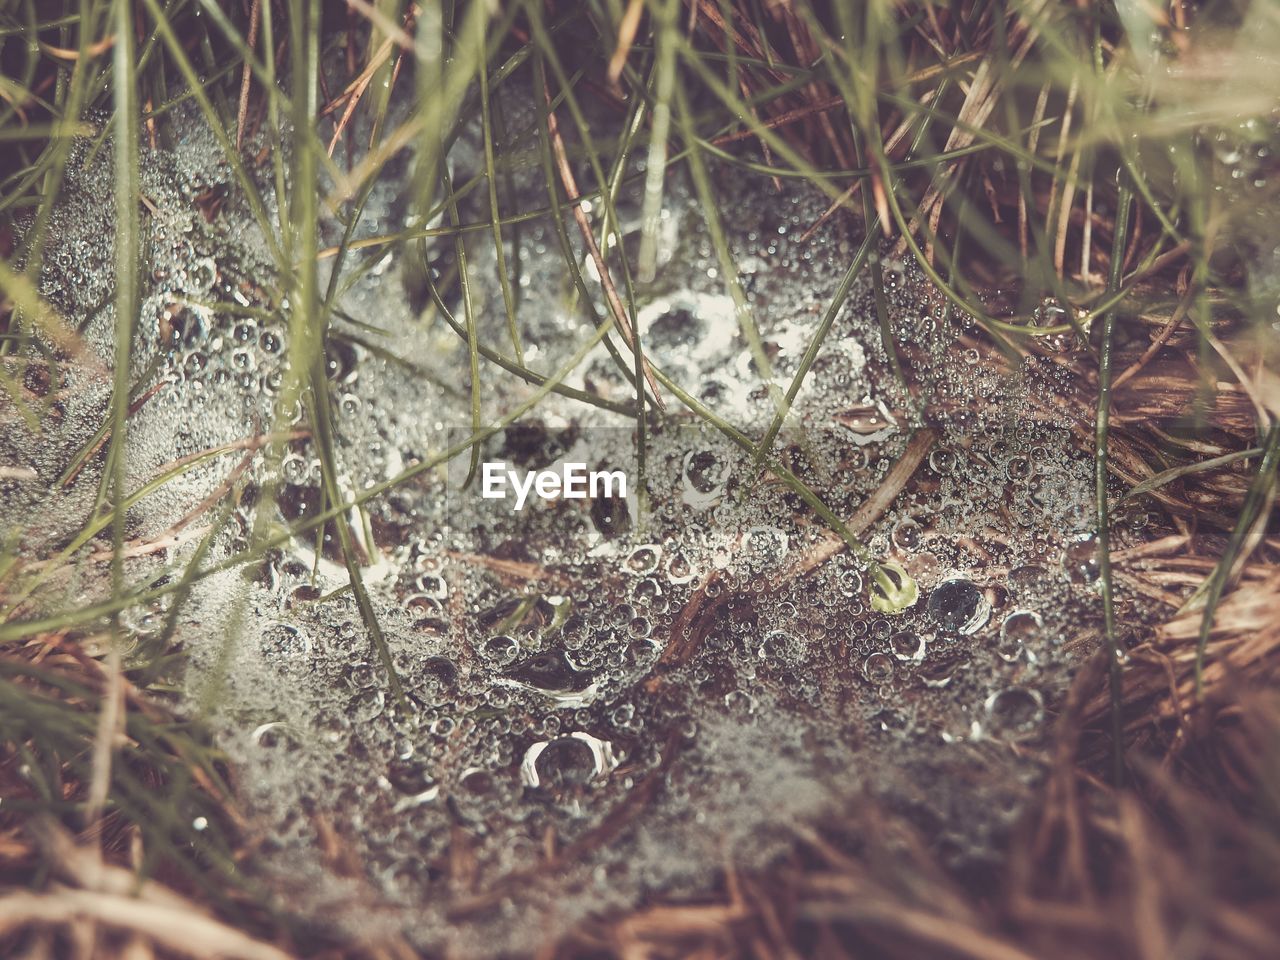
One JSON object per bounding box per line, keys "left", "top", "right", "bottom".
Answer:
{"left": 65, "top": 105, "right": 1164, "bottom": 922}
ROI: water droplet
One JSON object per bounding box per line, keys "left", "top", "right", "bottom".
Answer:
{"left": 928, "top": 448, "right": 957, "bottom": 474}
{"left": 259, "top": 329, "right": 283, "bottom": 354}
{"left": 838, "top": 401, "right": 898, "bottom": 445}
{"left": 483, "top": 635, "right": 519, "bottom": 665}
{"left": 983, "top": 687, "right": 1044, "bottom": 739}
{"left": 1007, "top": 564, "right": 1049, "bottom": 598}
{"left": 758, "top": 629, "right": 800, "bottom": 663}
{"left": 862, "top": 651, "right": 895, "bottom": 683}
{"left": 891, "top": 517, "right": 923, "bottom": 550}
{"left": 324, "top": 338, "right": 358, "bottom": 383}
{"left": 625, "top": 544, "right": 661, "bottom": 575}
{"left": 742, "top": 525, "right": 788, "bottom": 570}
{"left": 348, "top": 687, "right": 385, "bottom": 722}
{"left": 997, "top": 610, "right": 1042, "bottom": 662}
{"left": 681, "top": 449, "right": 728, "bottom": 509}
{"left": 1062, "top": 533, "right": 1100, "bottom": 584}
{"left": 520, "top": 733, "right": 615, "bottom": 790}
{"left": 259, "top": 621, "right": 312, "bottom": 659}
{"left": 626, "top": 637, "right": 661, "bottom": 666}
{"left": 187, "top": 256, "right": 217, "bottom": 292}
{"left": 836, "top": 563, "right": 863, "bottom": 598}
{"left": 890, "top": 630, "right": 924, "bottom": 661}
{"left": 926, "top": 578, "right": 990, "bottom": 634}
{"left": 1004, "top": 456, "right": 1032, "bottom": 482}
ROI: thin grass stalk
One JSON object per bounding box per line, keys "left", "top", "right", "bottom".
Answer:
{"left": 638, "top": 0, "right": 678, "bottom": 282}
{"left": 1192, "top": 423, "right": 1280, "bottom": 692}
{"left": 478, "top": 17, "right": 524, "bottom": 363}
{"left": 1096, "top": 178, "right": 1133, "bottom": 786}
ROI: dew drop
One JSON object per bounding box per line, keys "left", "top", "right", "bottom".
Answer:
{"left": 928, "top": 448, "right": 957, "bottom": 474}
{"left": 926, "top": 578, "right": 990, "bottom": 635}
{"left": 862, "top": 651, "right": 895, "bottom": 683}
{"left": 997, "top": 609, "right": 1042, "bottom": 662}
{"left": 983, "top": 687, "right": 1044, "bottom": 739}
{"left": 1062, "top": 533, "right": 1100, "bottom": 584}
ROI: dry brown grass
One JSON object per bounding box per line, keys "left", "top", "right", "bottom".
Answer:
{"left": 2, "top": 1, "right": 1278, "bottom": 957}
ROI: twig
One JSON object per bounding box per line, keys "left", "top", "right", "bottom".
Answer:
{"left": 235, "top": 0, "right": 262, "bottom": 151}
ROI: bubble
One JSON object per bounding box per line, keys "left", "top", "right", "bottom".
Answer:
{"left": 625, "top": 544, "right": 662, "bottom": 575}
{"left": 324, "top": 338, "right": 358, "bottom": 383}
{"left": 1007, "top": 564, "right": 1049, "bottom": 598}
{"left": 1062, "top": 533, "right": 1100, "bottom": 584}
{"left": 625, "top": 637, "right": 661, "bottom": 666}
{"left": 420, "top": 656, "right": 458, "bottom": 689}
{"left": 345, "top": 661, "right": 380, "bottom": 690}
{"left": 482, "top": 635, "right": 520, "bottom": 665}
{"left": 281, "top": 454, "right": 308, "bottom": 484}
{"left": 1004, "top": 456, "right": 1032, "bottom": 483}
{"left": 429, "top": 715, "right": 455, "bottom": 737}
{"left": 560, "top": 614, "right": 590, "bottom": 651}
{"left": 926, "top": 579, "right": 990, "bottom": 635}
{"left": 164, "top": 307, "right": 207, "bottom": 349}
{"left": 862, "top": 651, "right": 894, "bottom": 683}
{"left": 758, "top": 629, "right": 800, "bottom": 664}
{"left": 251, "top": 722, "right": 300, "bottom": 750}
{"left": 458, "top": 767, "right": 495, "bottom": 796}
{"left": 928, "top": 448, "right": 957, "bottom": 474}
{"left": 871, "top": 708, "right": 910, "bottom": 734}
{"left": 839, "top": 403, "right": 898, "bottom": 444}
{"left": 259, "top": 328, "right": 283, "bottom": 354}
{"left": 231, "top": 345, "right": 256, "bottom": 370}
{"left": 666, "top": 550, "right": 698, "bottom": 584}
{"left": 633, "top": 576, "right": 663, "bottom": 603}
{"left": 405, "top": 595, "right": 448, "bottom": 633}
{"left": 259, "top": 621, "right": 312, "bottom": 660}
{"left": 997, "top": 610, "right": 1042, "bottom": 662}
{"left": 504, "top": 651, "right": 596, "bottom": 697}
{"left": 120, "top": 605, "right": 162, "bottom": 638}
{"left": 486, "top": 686, "right": 512, "bottom": 710}
{"left": 232, "top": 318, "right": 257, "bottom": 344}
{"left": 890, "top": 630, "right": 924, "bottom": 661}
{"left": 836, "top": 564, "right": 863, "bottom": 598}
{"left": 610, "top": 602, "right": 637, "bottom": 628}
{"left": 185, "top": 255, "right": 217, "bottom": 292}
{"left": 681, "top": 449, "right": 728, "bottom": 509}
{"left": 742, "top": 526, "right": 788, "bottom": 570}
{"left": 1033, "top": 296, "right": 1069, "bottom": 328}
{"left": 520, "top": 733, "right": 615, "bottom": 790}
{"left": 919, "top": 651, "right": 969, "bottom": 689}
{"left": 590, "top": 490, "right": 631, "bottom": 538}
{"left": 387, "top": 759, "right": 437, "bottom": 795}
{"left": 416, "top": 573, "right": 449, "bottom": 599}
{"left": 339, "top": 393, "right": 363, "bottom": 418}
{"left": 182, "top": 350, "right": 209, "bottom": 379}
{"left": 348, "top": 687, "right": 386, "bottom": 722}
{"left": 983, "top": 687, "right": 1044, "bottom": 739}
{"left": 891, "top": 517, "right": 923, "bottom": 551}
{"left": 610, "top": 702, "right": 636, "bottom": 726}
